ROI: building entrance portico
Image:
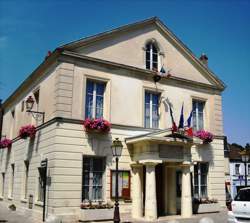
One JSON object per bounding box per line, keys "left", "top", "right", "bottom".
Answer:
{"left": 126, "top": 129, "right": 202, "bottom": 221}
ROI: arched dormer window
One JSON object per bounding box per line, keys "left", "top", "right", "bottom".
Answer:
{"left": 145, "top": 41, "right": 159, "bottom": 71}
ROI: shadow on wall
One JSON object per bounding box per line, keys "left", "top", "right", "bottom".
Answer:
{"left": 86, "top": 133, "right": 114, "bottom": 167}
{"left": 194, "top": 143, "right": 215, "bottom": 167}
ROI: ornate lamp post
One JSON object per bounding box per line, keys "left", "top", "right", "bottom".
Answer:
{"left": 239, "top": 145, "right": 250, "bottom": 187}
{"left": 25, "top": 96, "right": 45, "bottom": 123}
{"left": 111, "top": 138, "right": 123, "bottom": 223}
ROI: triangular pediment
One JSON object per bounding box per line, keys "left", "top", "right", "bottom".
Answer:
{"left": 61, "top": 17, "right": 225, "bottom": 90}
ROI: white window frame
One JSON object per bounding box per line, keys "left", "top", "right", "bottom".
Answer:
{"left": 145, "top": 92, "right": 159, "bottom": 129}
{"left": 193, "top": 100, "right": 205, "bottom": 131}
{"left": 194, "top": 162, "right": 208, "bottom": 199}
{"left": 82, "top": 156, "right": 105, "bottom": 202}
{"left": 146, "top": 43, "right": 159, "bottom": 70}
{"left": 85, "top": 80, "right": 105, "bottom": 119}
{"left": 235, "top": 164, "right": 240, "bottom": 175}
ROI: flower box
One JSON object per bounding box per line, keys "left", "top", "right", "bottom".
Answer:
{"left": 194, "top": 130, "right": 214, "bottom": 144}
{"left": 0, "top": 138, "right": 12, "bottom": 149}
{"left": 83, "top": 118, "right": 111, "bottom": 133}
{"left": 80, "top": 208, "right": 113, "bottom": 221}
{"left": 193, "top": 203, "right": 220, "bottom": 214}
{"left": 19, "top": 125, "right": 36, "bottom": 139}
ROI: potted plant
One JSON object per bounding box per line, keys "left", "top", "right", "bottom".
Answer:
{"left": 0, "top": 138, "right": 12, "bottom": 149}
{"left": 80, "top": 201, "right": 113, "bottom": 221}
{"left": 193, "top": 197, "right": 220, "bottom": 214}
{"left": 194, "top": 130, "right": 214, "bottom": 144}
{"left": 83, "top": 118, "right": 111, "bottom": 133}
{"left": 19, "top": 125, "right": 36, "bottom": 139}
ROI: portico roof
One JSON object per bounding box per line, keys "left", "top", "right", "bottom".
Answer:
{"left": 125, "top": 128, "right": 203, "bottom": 145}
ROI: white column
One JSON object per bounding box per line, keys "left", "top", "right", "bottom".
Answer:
{"left": 131, "top": 164, "right": 143, "bottom": 219}
{"left": 145, "top": 163, "right": 157, "bottom": 220}
{"left": 167, "top": 167, "right": 177, "bottom": 215}
{"left": 181, "top": 165, "right": 192, "bottom": 218}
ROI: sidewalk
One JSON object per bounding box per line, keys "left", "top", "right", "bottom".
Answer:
{"left": 0, "top": 202, "right": 42, "bottom": 223}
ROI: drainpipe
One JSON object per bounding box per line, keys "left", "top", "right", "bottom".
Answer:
{"left": 0, "top": 99, "right": 3, "bottom": 139}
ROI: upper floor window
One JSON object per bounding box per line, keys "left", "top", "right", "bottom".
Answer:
{"left": 145, "top": 92, "right": 159, "bottom": 129}
{"left": 85, "top": 80, "right": 105, "bottom": 119}
{"left": 192, "top": 100, "right": 205, "bottom": 131}
{"left": 145, "top": 42, "right": 158, "bottom": 71}
{"left": 235, "top": 164, "right": 240, "bottom": 175}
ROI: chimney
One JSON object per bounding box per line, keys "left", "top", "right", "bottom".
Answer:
{"left": 199, "top": 53, "right": 208, "bottom": 66}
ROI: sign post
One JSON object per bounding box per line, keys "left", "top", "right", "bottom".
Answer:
{"left": 38, "top": 158, "right": 48, "bottom": 222}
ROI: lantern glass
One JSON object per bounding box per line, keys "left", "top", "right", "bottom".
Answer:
{"left": 26, "top": 96, "right": 34, "bottom": 111}
{"left": 111, "top": 138, "right": 123, "bottom": 158}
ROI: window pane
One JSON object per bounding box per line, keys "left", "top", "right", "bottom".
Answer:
{"left": 93, "top": 158, "right": 103, "bottom": 171}
{"left": 92, "top": 186, "right": 102, "bottom": 200}
{"left": 152, "top": 62, "right": 158, "bottom": 69}
{"left": 83, "top": 186, "right": 89, "bottom": 200}
{"left": 198, "top": 112, "right": 204, "bottom": 130}
{"left": 96, "top": 83, "right": 105, "bottom": 96}
{"left": 201, "top": 186, "right": 207, "bottom": 198}
{"left": 145, "top": 92, "right": 150, "bottom": 103}
{"left": 95, "top": 95, "right": 103, "bottom": 118}
{"left": 152, "top": 44, "right": 157, "bottom": 53}
{"left": 146, "top": 51, "right": 150, "bottom": 61}
{"left": 198, "top": 102, "right": 204, "bottom": 112}
{"left": 93, "top": 173, "right": 102, "bottom": 186}
{"left": 87, "top": 80, "right": 94, "bottom": 93}
{"left": 153, "top": 53, "right": 158, "bottom": 63}
{"left": 85, "top": 94, "right": 93, "bottom": 118}
{"left": 152, "top": 94, "right": 159, "bottom": 105}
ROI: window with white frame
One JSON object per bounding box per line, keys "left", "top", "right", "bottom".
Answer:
{"left": 145, "top": 91, "right": 159, "bottom": 128}
{"left": 37, "top": 169, "right": 44, "bottom": 202}
{"left": 85, "top": 80, "right": 105, "bottom": 119}
{"left": 1, "top": 173, "right": 5, "bottom": 197}
{"left": 23, "top": 160, "right": 29, "bottom": 199}
{"left": 9, "top": 164, "right": 15, "bottom": 198}
{"left": 192, "top": 100, "right": 205, "bottom": 131}
{"left": 82, "top": 156, "right": 105, "bottom": 201}
{"left": 235, "top": 164, "right": 240, "bottom": 175}
{"left": 193, "top": 162, "right": 208, "bottom": 198}
{"left": 145, "top": 41, "right": 159, "bottom": 71}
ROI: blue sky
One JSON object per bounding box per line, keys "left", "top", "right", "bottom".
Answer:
{"left": 0, "top": 0, "right": 249, "bottom": 145}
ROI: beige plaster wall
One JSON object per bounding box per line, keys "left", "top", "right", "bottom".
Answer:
{"left": 70, "top": 61, "right": 223, "bottom": 136}
{"left": 75, "top": 24, "right": 215, "bottom": 86}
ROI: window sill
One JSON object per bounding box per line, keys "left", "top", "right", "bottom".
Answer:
{"left": 20, "top": 198, "right": 28, "bottom": 203}
{"left": 35, "top": 201, "right": 44, "bottom": 207}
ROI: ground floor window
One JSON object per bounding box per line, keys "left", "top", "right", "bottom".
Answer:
{"left": 1, "top": 173, "right": 5, "bottom": 197}
{"left": 38, "top": 169, "right": 44, "bottom": 202}
{"left": 193, "top": 162, "right": 208, "bottom": 198}
{"left": 82, "top": 156, "right": 105, "bottom": 201}
{"left": 111, "top": 170, "right": 130, "bottom": 200}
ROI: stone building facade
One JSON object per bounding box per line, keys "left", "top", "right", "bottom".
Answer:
{"left": 0, "top": 17, "right": 226, "bottom": 222}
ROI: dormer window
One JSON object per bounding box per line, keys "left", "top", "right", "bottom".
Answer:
{"left": 145, "top": 41, "right": 159, "bottom": 71}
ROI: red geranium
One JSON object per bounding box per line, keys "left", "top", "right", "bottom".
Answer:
{"left": 83, "top": 118, "right": 111, "bottom": 133}
{"left": 19, "top": 125, "right": 36, "bottom": 139}
{"left": 0, "top": 138, "right": 12, "bottom": 149}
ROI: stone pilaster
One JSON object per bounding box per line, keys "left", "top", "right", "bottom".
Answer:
{"left": 144, "top": 163, "right": 157, "bottom": 220}
{"left": 181, "top": 164, "right": 192, "bottom": 218}
{"left": 131, "top": 164, "right": 143, "bottom": 219}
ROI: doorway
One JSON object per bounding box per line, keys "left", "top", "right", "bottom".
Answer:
{"left": 156, "top": 163, "right": 164, "bottom": 216}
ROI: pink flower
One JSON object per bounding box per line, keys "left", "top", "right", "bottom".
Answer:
{"left": 83, "top": 118, "right": 111, "bottom": 133}
{"left": 19, "top": 125, "right": 36, "bottom": 139}
{"left": 0, "top": 138, "right": 12, "bottom": 149}
{"left": 194, "top": 130, "right": 214, "bottom": 143}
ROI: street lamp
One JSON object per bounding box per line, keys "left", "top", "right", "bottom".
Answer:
{"left": 239, "top": 146, "right": 250, "bottom": 187}
{"left": 25, "top": 96, "right": 45, "bottom": 123}
{"left": 111, "top": 138, "right": 123, "bottom": 223}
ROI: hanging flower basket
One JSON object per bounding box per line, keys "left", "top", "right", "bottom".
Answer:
{"left": 19, "top": 125, "right": 36, "bottom": 139}
{"left": 194, "top": 130, "right": 214, "bottom": 144}
{"left": 83, "top": 118, "right": 111, "bottom": 133}
{"left": 0, "top": 138, "right": 12, "bottom": 149}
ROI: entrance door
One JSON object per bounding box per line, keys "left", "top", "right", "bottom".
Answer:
{"left": 156, "top": 163, "right": 164, "bottom": 216}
